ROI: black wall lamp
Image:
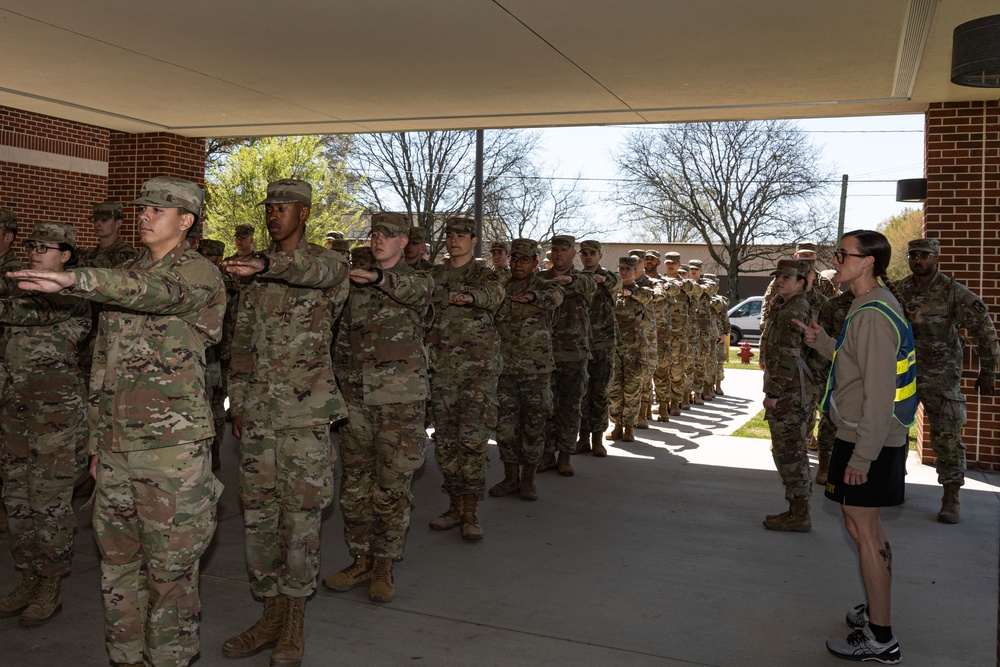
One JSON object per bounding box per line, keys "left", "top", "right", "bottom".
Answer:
{"left": 952, "top": 15, "right": 1000, "bottom": 87}
{"left": 896, "top": 178, "right": 927, "bottom": 203}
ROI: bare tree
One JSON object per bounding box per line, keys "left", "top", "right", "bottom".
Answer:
{"left": 483, "top": 166, "right": 595, "bottom": 243}
{"left": 614, "top": 121, "right": 833, "bottom": 300}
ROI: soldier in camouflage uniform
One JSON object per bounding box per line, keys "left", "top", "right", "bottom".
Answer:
{"left": 577, "top": 240, "right": 621, "bottom": 456}
{"left": 628, "top": 249, "right": 663, "bottom": 427}
{"left": 0, "top": 222, "right": 89, "bottom": 627}
{"left": 759, "top": 260, "right": 815, "bottom": 533}
{"left": 705, "top": 274, "right": 730, "bottom": 395}
{"left": 606, "top": 256, "right": 653, "bottom": 443}
{"left": 489, "top": 239, "right": 564, "bottom": 500}
{"left": 227, "top": 224, "right": 256, "bottom": 262}
{"left": 425, "top": 217, "right": 504, "bottom": 541}
{"left": 221, "top": 180, "right": 349, "bottom": 666}
{"left": 897, "top": 238, "right": 999, "bottom": 523}
{"left": 9, "top": 177, "right": 225, "bottom": 667}
{"left": 661, "top": 252, "right": 688, "bottom": 415}
{"left": 644, "top": 250, "right": 679, "bottom": 421}
{"left": 539, "top": 235, "right": 597, "bottom": 477}
{"left": 759, "top": 241, "right": 837, "bottom": 332}
{"left": 322, "top": 212, "right": 432, "bottom": 604}
{"left": 327, "top": 234, "right": 351, "bottom": 261}
{"left": 196, "top": 239, "right": 230, "bottom": 471}
{"left": 687, "top": 259, "right": 713, "bottom": 403}
{"left": 351, "top": 244, "right": 374, "bottom": 270}
{"left": 405, "top": 226, "right": 434, "bottom": 270}
{"left": 489, "top": 240, "right": 511, "bottom": 278}
{"left": 0, "top": 209, "right": 24, "bottom": 534}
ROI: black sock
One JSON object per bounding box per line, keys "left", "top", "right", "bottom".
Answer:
{"left": 868, "top": 622, "right": 893, "bottom": 643}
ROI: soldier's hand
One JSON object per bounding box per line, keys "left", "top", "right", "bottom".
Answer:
{"left": 509, "top": 292, "right": 535, "bottom": 304}
{"left": 618, "top": 288, "right": 632, "bottom": 298}
{"left": 232, "top": 415, "right": 243, "bottom": 440}
{"left": 976, "top": 374, "right": 996, "bottom": 396}
{"left": 223, "top": 257, "right": 267, "bottom": 276}
{"left": 593, "top": 273, "right": 607, "bottom": 284}
{"left": 449, "top": 292, "right": 474, "bottom": 306}
{"left": 792, "top": 317, "right": 822, "bottom": 344}
{"left": 88, "top": 454, "right": 98, "bottom": 480}
{"left": 763, "top": 396, "right": 778, "bottom": 409}
{"left": 349, "top": 269, "right": 379, "bottom": 284}
{"left": 6, "top": 269, "right": 76, "bottom": 292}
{"left": 552, "top": 275, "right": 573, "bottom": 286}
{"left": 843, "top": 464, "right": 868, "bottom": 486}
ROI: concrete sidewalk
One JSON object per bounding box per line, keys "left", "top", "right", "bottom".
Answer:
{"left": 1, "top": 368, "right": 996, "bottom": 666}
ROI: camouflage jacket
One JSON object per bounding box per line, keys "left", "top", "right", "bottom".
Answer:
{"left": 0, "top": 252, "right": 26, "bottom": 369}
{"left": 643, "top": 272, "right": 675, "bottom": 330}
{"left": 898, "top": 270, "right": 999, "bottom": 391}
{"left": 633, "top": 273, "right": 664, "bottom": 349}
{"left": 614, "top": 283, "right": 653, "bottom": 348}
{"left": 491, "top": 265, "right": 511, "bottom": 279}
{"left": 427, "top": 258, "right": 505, "bottom": 377}
{"left": 663, "top": 276, "right": 689, "bottom": 337}
{"left": 585, "top": 266, "right": 622, "bottom": 352}
{"left": 538, "top": 268, "right": 598, "bottom": 363}
{"left": 496, "top": 273, "right": 565, "bottom": 376}
{"left": 760, "top": 271, "right": 836, "bottom": 331}
{"left": 229, "top": 239, "right": 349, "bottom": 429}
{"left": 710, "top": 295, "right": 730, "bottom": 340}
{"left": 760, "top": 293, "right": 813, "bottom": 399}
{"left": 335, "top": 259, "right": 433, "bottom": 405}
{"left": 74, "top": 241, "right": 225, "bottom": 453}
{"left": 691, "top": 281, "right": 715, "bottom": 335}
{"left": 77, "top": 237, "right": 139, "bottom": 268}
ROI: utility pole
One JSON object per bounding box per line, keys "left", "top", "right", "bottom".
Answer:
{"left": 475, "top": 129, "right": 484, "bottom": 258}
{"left": 837, "top": 174, "right": 848, "bottom": 244}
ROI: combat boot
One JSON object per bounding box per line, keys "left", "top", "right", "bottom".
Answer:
{"left": 321, "top": 554, "right": 372, "bottom": 591}
{"left": 0, "top": 571, "right": 39, "bottom": 618}
{"left": 937, "top": 484, "right": 961, "bottom": 524}
{"left": 656, "top": 402, "right": 669, "bottom": 422}
{"left": 692, "top": 391, "right": 704, "bottom": 405}
{"left": 368, "top": 557, "right": 395, "bottom": 603}
{"left": 591, "top": 432, "right": 607, "bottom": 457}
{"left": 460, "top": 496, "right": 484, "bottom": 541}
{"left": 669, "top": 400, "right": 681, "bottom": 416}
{"left": 605, "top": 423, "right": 623, "bottom": 441}
{"left": 806, "top": 435, "right": 818, "bottom": 451}
{"left": 575, "top": 431, "right": 591, "bottom": 454}
{"left": 222, "top": 595, "right": 288, "bottom": 658}
{"left": 19, "top": 575, "right": 62, "bottom": 627}
{"left": 488, "top": 463, "right": 520, "bottom": 497}
{"left": 815, "top": 450, "right": 831, "bottom": 486}
{"left": 622, "top": 425, "right": 635, "bottom": 442}
{"left": 762, "top": 500, "right": 811, "bottom": 533}
{"left": 0, "top": 503, "right": 7, "bottom": 532}
{"left": 270, "top": 596, "right": 305, "bottom": 667}
{"left": 519, "top": 465, "right": 538, "bottom": 501}
{"left": 557, "top": 452, "right": 574, "bottom": 477}
{"left": 636, "top": 404, "right": 649, "bottom": 429}
{"left": 645, "top": 402, "right": 653, "bottom": 421}
{"left": 703, "top": 388, "right": 715, "bottom": 401}
{"left": 537, "top": 451, "right": 557, "bottom": 472}
{"left": 428, "top": 495, "right": 461, "bottom": 530}
{"left": 680, "top": 396, "right": 691, "bottom": 410}
{"left": 715, "top": 381, "right": 724, "bottom": 395}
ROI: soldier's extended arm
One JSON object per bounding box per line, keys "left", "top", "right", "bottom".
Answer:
{"left": 601, "top": 270, "right": 623, "bottom": 294}
{"left": 462, "top": 270, "right": 505, "bottom": 310}
{"left": 263, "top": 246, "right": 348, "bottom": 290}
{"left": 955, "top": 286, "right": 1000, "bottom": 385}
{"left": 0, "top": 293, "right": 88, "bottom": 326}
{"left": 71, "top": 264, "right": 222, "bottom": 317}
{"left": 227, "top": 287, "right": 253, "bottom": 420}
{"left": 522, "top": 281, "right": 565, "bottom": 310}
{"left": 628, "top": 284, "right": 654, "bottom": 306}
{"left": 375, "top": 269, "right": 434, "bottom": 310}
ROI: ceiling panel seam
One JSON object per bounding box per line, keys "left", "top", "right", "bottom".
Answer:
{"left": 892, "top": 0, "right": 937, "bottom": 99}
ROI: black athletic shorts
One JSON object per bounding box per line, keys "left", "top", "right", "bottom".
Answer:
{"left": 824, "top": 438, "right": 906, "bottom": 507}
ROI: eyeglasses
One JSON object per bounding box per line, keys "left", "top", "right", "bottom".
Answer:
{"left": 906, "top": 250, "right": 935, "bottom": 260}
{"left": 832, "top": 249, "right": 868, "bottom": 263}
{"left": 510, "top": 255, "right": 535, "bottom": 264}
{"left": 22, "top": 242, "right": 61, "bottom": 254}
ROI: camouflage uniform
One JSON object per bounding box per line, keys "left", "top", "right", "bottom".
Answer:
{"left": 228, "top": 234, "right": 349, "bottom": 599}
{"left": 661, "top": 253, "right": 688, "bottom": 410}
{"left": 680, "top": 277, "right": 706, "bottom": 406}
{"left": 632, "top": 269, "right": 664, "bottom": 409}
{"left": 580, "top": 251, "right": 622, "bottom": 438}
{"left": 710, "top": 291, "right": 730, "bottom": 392}
{"left": 82, "top": 179, "right": 225, "bottom": 667}
{"left": 0, "top": 212, "right": 24, "bottom": 536}
{"left": 688, "top": 279, "right": 712, "bottom": 399}
{"left": 78, "top": 237, "right": 139, "bottom": 269}
{"left": 609, "top": 274, "right": 653, "bottom": 427}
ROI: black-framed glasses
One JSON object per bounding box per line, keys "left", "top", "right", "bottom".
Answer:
{"left": 832, "top": 249, "right": 868, "bottom": 263}
{"left": 22, "top": 242, "right": 60, "bottom": 254}
{"left": 509, "top": 255, "right": 535, "bottom": 264}
{"left": 906, "top": 250, "right": 935, "bottom": 260}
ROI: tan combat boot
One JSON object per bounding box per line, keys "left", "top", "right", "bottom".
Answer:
{"left": 557, "top": 452, "right": 574, "bottom": 477}
{"left": 428, "top": 495, "right": 461, "bottom": 530}
{"left": 937, "top": 483, "right": 961, "bottom": 524}
{"left": 222, "top": 595, "right": 289, "bottom": 658}
{"left": 815, "top": 450, "right": 831, "bottom": 486}
{"left": 321, "top": 554, "right": 372, "bottom": 591}
{"left": 519, "top": 465, "right": 538, "bottom": 501}
{"left": 460, "top": 496, "right": 484, "bottom": 541}
{"left": 656, "top": 402, "right": 669, "bottom": 422}
{"left": 680, "top": 395, "right": 691, "bottom": 410}
{"left": 270, "top": 596, "right": 305, "bottom": 667}
{"left": 591, "top": 431, "right": 607, "bottom": 457}
{"left": 575, "top": 431, "right": 591, "bottom": 454}
{"left": 669, "top": 400, "right": 681, "bottom": 416}
{"left": 762, "top": 500, "right": 811, "bottom": 533}
{"left": 715, "top": 381, "right": 724, "bottom": 395}
{"left": 692, "top": 391, "right": 704, "bottom": 405}
{"left": 605, "top": 423, "right": 624, "bottom": 440}
{"left": 636, "top": 403, "right": 649, "bottom": 429}
{"left": 19, "top": 575, "right": 62, "bottom": 627}
{"left": 488, "top": 463, "right": 520, "bottom": 497}
{"left": 537, "top": 451, "right": 557, "bottom": 472}
{"left": 645, "top": 402, "right": 653, "bottom": 420}
{"left": 368, "top": 557, "right": 395, "bottom": 603}
{"left": 622, "top": 425, "right": 635, "bottom": 442}
{"left": 0, "top": 571, "right": 39, "bottom": 618}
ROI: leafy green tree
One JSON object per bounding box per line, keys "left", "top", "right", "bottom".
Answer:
{"left": 878, "top": 207, "right": 923, "bottom": 281}
{"left": 204, "top": 135, "right": 363, "bottom": 255}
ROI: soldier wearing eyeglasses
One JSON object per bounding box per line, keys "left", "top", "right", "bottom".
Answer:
{"left": 897, "top": 237, "right": 998, "bottom": 524}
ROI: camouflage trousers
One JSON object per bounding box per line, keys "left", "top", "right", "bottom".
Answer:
{"left": 580, "top": 347, "right": 613, "bottom": 434}
{"left": 339, "top": 397, "right": 426, "bottom": 560}
{"left": 430, "top": 370, "right": 497, "bottom": 498}
{"left": 641, "top": 335, "right": 656, "bottom": 403}
{"left": 544, "top": 361, "right": 589, "bottom": 455}
{"left": 94, "top": 440, "right": 221, "bottom": 667}
{"left": 238, "top": 423, "right": 334, "bottom": 599}
{"left": 653, "top": 326, "right": 671, "bottom": 405}
{"left": 714, "top": 338, "right": 726, "bottom": 388}
{"left": 691, "top": 336, "right": 709, "bottom": 395}
{"left": 0, "top": 400, "right": 85, "bottom": 578}
{"left": 668, "top": 329, "right": 688, "bottom": 402}
{"left": 920, "top": 393, "right": 968, "bottom": 486}
{"left": 765, "top": 391, "right": 814, "bottom": 502}
{"left": 496, "top": 372, "right": 553, "bottom": 466}
{"left": 683, "top": 338, "right": 698, "bottom": 399}
{"left": 610, "top": 344, "right": 645, "bottom": 426}
{"left": 209, "top": 381, "right": 226, "bottom": 462}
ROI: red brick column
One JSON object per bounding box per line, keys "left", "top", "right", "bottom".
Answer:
{"left": 923, "top": 101, "right": 1000, "bottom": 472}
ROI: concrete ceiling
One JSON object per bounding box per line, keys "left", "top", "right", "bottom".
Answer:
{"left": 0, "top": 0, "right": 996, "bottom": 137}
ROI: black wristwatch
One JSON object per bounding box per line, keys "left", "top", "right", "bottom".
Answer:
{"left": 251, "top": 252, "right": 271, "bottom": 274}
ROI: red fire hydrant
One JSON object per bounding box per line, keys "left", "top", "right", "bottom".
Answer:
{"left": 738, "top": 341, "right": 755, "bottom": 365}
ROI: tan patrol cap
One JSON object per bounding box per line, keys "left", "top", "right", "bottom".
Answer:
{"left": 579, "top": 240, "right": 602, "bottom": 252}
{"left": 130, "top": 176, "right": 204, "bottom": 216}
{"left": 27, "top": 221, "right": 77, "bottom": 249}
{"left": 770, "top": 259, "right": 810, "bottom": 279}
{"left": 90, "top": 201, "right": 123, "bottom": 220}
{"left": 0, "top": 208, "right": 16, "bottom": 234}
{"left": 907, "top": 238, "right": 940, "bottom": 254}
{"left": 445, "top": 216, "right": 476, "bottom": 234}
{"left": 550, "top": 235, "right": 575, "bottom": 249}
{"left": 260, "top": 179, "right": 312, "bottom": 206}
{"left": 371, "top": 213, "right": 408, "bottom": 237}
{"left": 619, "top": 255, "right": 640, "bottom": 269}
{"left": 234, "top": 224, "right": 255, "bottom": 238}
{"left": 510, "top": 238, "right": 540, "bottom": 257}
{"left": 407, "top": 226, "right": 426, "bottom": 243}
{"left": 490, "top": 240, "right": 510, "bottom": 252}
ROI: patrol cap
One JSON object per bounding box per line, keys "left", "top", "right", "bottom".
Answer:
{"left": 688, "top": 259, "right": 703, "bottom": 268}
{"left": 330, "top": 238, "right": 351, "bottom": 252}
{"left": 260, "top": 179, "right": 312, "bottom": 206}
{"left": 618, "top": 255, "right": 640, "bottom": 269}
{"left": 663, "top": 251, "right": 680, "bottom": 264}
{"left": 645, "top": 249, "right": 660, "bottom": 259}
{"left": 445, "top": 216, "right": 476, "bottom": 234}
{"left": 234, "top": 224, "right": 255, "bottom": 238}
{"left": 490, "top": 240, "right": 510, "bottom": 252}
{"left": 0, "top": 208, "right": 16, "bottom": 234}
{"left": 703, "top": 273, "right": 718, "bottom": 281}
{"left": 187, "top": 218, "right": 203, "bottom": 238}
{"left": 628, "top": 248, "right": 645, "bottom": 258}
{"left": 371, "top": 213, "right": 408, "bottom": 237}
{"left": 510, "top": 238, "right": 540, "bottom": 258}
{"left": 90, "top": 201, "right": 123, "bottom": 220}
{"left": 679, "top": 264, "right": 689, "bottom": 272}
{"left": 907, "top": 238, "right": 940, "bottom": 255}
{"left": 27, "top": 221, "right": 77, "bottom": 249}
{"left": 199, "top": 239, "right": 225, "bottom": 256}
{"left": 579, "top": 240, "right": 602, "bottom": 253}
{"left": 130, "top": 176, "right": 204, "bottom": 216}
{"left": 407, "top": 226, "right": 426, "bottom": 243}
{"left": 325, "top": 230, "right": 344, "bottom": 241}
{"left": 351, "top": 245, "right": 374, "bottom": 261}
{"left": 550, "top": 235, "right": 575, "bottom": 249}
{"left": 795, "top": 241, "right": 818, "bottom": 254}
{"left": 770, "top": 259, "right": 810, "bottom": 279}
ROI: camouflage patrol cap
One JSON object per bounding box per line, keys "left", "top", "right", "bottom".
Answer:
{"left": 0, "top": 208, "right": 16, "bottom": 234}
{"left": 770, "top": 259, "right": 810, "bottom": 279}
{"left": 351, "top": 245, "right": 374, "bottom": 261}
{"left": 130, "top": 176, "right": 204, "bottom": 215}
{"left": 234, "top": 224, "right": 255, "bottom": 238}
{"left": 688, "top": 259, "right": 703, "bottom": 268}
{"left": 795, "top": 241, "right": 818, "bottom": 254}
{"left": 490, "top": 240, "right": 510, "bottom": 252}
{"left": 550, "top": 235, "right": 575, "bottom": 249}
{"left": 326, "top": 230, "right": 345, "bottom": 241}
{"left": 371, "top": 213, "right": 408, "bottom": 237}
{"left": 645, "top": 249, "right": 660, "bottom": 259}
{"left": 510, "top": 238, "right": 540, "bottom": 258}
{"left": 407, "top": 226, "right": 426, "bottom": 243}
{"left": 619, "top": 255, "right": 640, "bottom": 269}
{"left": 704, "top": 273, "right": 718, "bottom": 281}
{"left": 908, "top": 238, "right": 940, "bottom": 255}
{"left": 628, "top": 248, "right": 645, "bottom": 258}
{"left": 90, "top": 200, "right": 123, "bottom": 220}
{"left": 199, "top": 239, "right": 225, "bottom": 256}
{"left": 663, "top": 251, "right": 681, "bottom": 263}
{"left": 27, "top": 221, "right": 77, "bottom": 249}
{"left": 679, "top": 264, "right": 689, "bottom": 272}
{"left": 330, "top": 238, "right": 351, "bottom": 252}
{"left": 260, "top": 178, "right": 312, "bottom": 206}
{"left": 579, "top": 240, "right": 601, "bottom": 253}
{"left": 445, "top": 216, "right": 476, "bottom": 234}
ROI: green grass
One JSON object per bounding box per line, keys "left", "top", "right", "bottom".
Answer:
{"left": 732, "top": 409, "right": 919, "bottom": 450}
{"left": 724, "top": 359, "right": 763, "bottom": 371}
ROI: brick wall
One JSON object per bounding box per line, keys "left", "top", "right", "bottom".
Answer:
{"left": 923, "top": 101, "right": 1000, "bottom": 471}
